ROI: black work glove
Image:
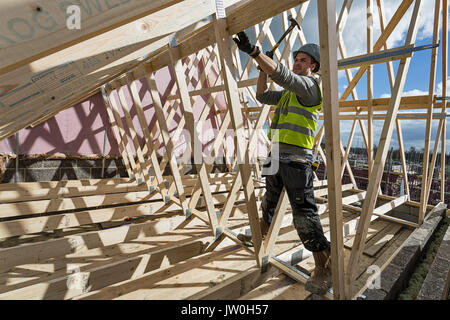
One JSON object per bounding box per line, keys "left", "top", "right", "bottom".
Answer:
{"left": 233, "top": 32, "right": 257, "bottom": 55}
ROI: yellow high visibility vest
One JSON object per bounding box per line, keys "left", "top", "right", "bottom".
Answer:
{"left": 268, "top": 89, "right": 322, "bottom": 149}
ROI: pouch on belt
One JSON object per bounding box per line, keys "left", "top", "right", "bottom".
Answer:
{"left": 261, "top": 154, "right": 280, "bottom": 177}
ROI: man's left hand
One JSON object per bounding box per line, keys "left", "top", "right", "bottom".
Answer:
{"left": 233, "top": 31, "right": 255, "bottom": 55}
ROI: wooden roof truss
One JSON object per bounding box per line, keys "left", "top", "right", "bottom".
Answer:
{"left": 0, "top": 0, "right": 448, "bottom": 300}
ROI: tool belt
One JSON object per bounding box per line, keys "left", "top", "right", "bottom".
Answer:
{"left": 261, "top": 152, "right": 317, "bottom": 177}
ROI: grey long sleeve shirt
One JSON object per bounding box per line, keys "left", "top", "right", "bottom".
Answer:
{"left": 256, "top": 62, "right": 321, "bottom": 156}
{"left": 256, "top": 62, "right": 321, "bottom": 107}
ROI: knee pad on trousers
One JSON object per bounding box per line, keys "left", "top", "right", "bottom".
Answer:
{"left": 293, "top": 214, "right": 330, "bottom": 252}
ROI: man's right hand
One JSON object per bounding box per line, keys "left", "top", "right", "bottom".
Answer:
{"left": 257, "top": 51, "right": 274, "bottom": 72}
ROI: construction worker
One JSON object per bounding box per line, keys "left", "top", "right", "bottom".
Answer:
{"left": 233, "top": 31, "right": 331, "bottom": 295}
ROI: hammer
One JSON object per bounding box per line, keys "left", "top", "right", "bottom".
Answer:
{"left": 268, "top": 15, "right": 301, "bottom": 57}
{"left": 256, "top": 15, "right": 300, "bottom": 71}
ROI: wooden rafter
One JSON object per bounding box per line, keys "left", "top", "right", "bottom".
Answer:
{"left": 214, "top": 15, "right": 263, "bottom": 265}
{"left": 419, "top": 0, "right": 442, "bottom": 222}
{"left": 317, "top": 0, "right": 346, "bottom": 299}
{"left": 345, "top": 0, "right": 423, "bottom": 299}
{"left": 0, "top": 0, "right": 447, "bottom": 301}
{"left": 169, "top": 44, "right": 220, "bottom": 234}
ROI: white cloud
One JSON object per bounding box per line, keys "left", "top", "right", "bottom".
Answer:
{"left": 342, "top": 0, "right": 439, "bottom": 56}
{"left": 299, "top": 1, "right": 440, "bottom": 79}
{"left": 297, "top": 0, "right": 442, "bottom": 56}
{"left": 380, "top": 77, "right": 450, "bottom": 98}
{"left": 436, "top": 77, "right": 450, "bottom": 96}
{"left": 379, "top": 88, "right": 427, "bottom": 98}
{"left": 402, "top": 88, "right": 429, "bottom": 96}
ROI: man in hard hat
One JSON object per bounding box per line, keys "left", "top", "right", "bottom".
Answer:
{"left": 233, "top": 31, "right": 331, "bottom": 295}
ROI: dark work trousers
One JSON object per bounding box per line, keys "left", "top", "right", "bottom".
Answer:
{"left": 262, "top": 159, "right": 330, "bottom": 252}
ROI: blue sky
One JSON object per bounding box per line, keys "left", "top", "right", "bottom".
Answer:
{"left": 243, "top": 0, "right": 449, "bottom": 153}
